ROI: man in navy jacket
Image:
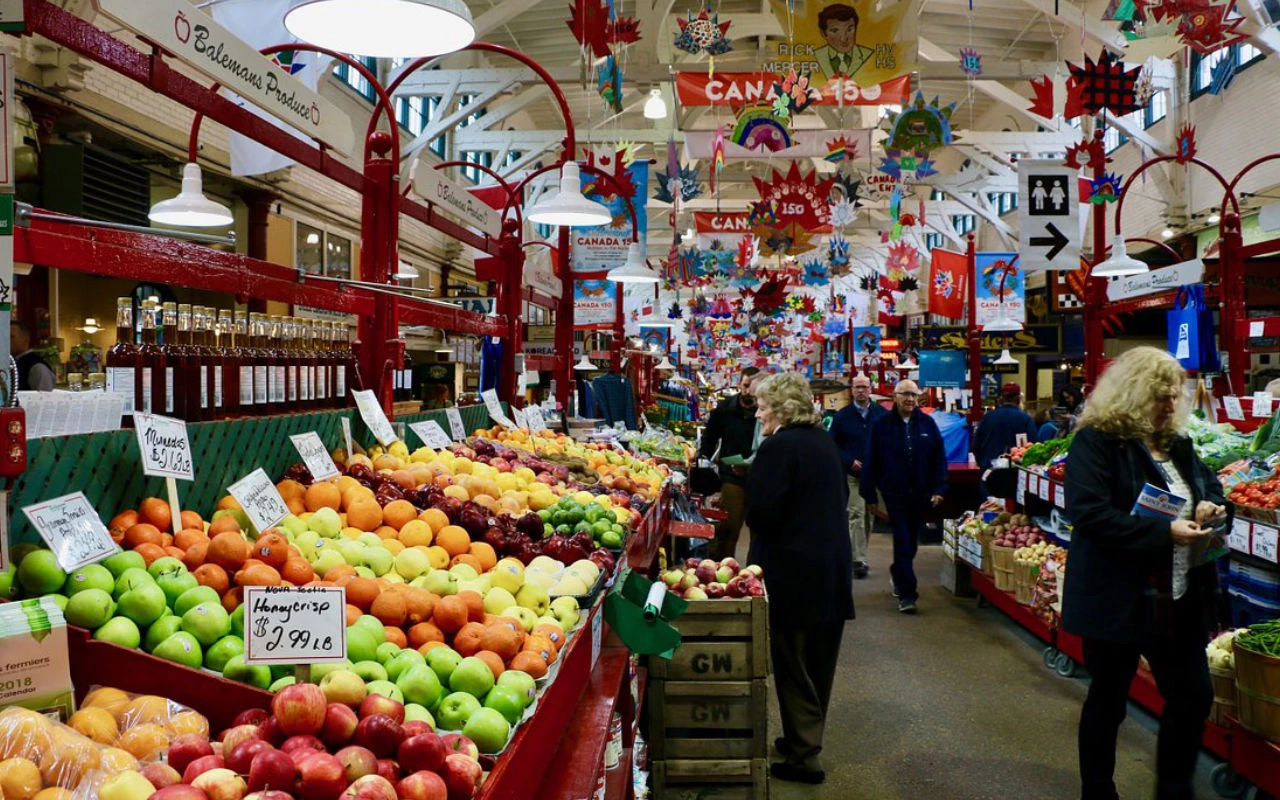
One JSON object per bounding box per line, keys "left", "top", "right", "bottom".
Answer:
{"left": 861, "top": 380, "right": 948, "bottom": 613}
{"left": 972, "top": 383, "right": 1039, "bottom": 469}
{"left": 830, "top": 373, "right": 888, "bottom": 578}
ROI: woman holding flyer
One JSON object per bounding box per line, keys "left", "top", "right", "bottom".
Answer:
{"left": 1062, "top": 346, "right": 1229, "bottom": 800}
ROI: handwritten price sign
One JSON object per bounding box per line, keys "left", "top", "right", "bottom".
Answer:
{"left": 409, "top": 420, "right": 453, "bottom": 450}
{"left": 228, "top": 468, "right": 290, "bottom": 533}
{"left": 244, "top": 586, "right": 347, "bottom": 665}
{"left": 290, "top": 432, "right": 340, "bottom": 482}
{"left": 22, "top": 492, "right": 120, "bottom": 572}
{"left": 445, "top": 407, "right": 467, "bottom": 440}
{"left": 353, "top": 389, "right": 398, "bottom": 447}
{"left": 134, "top": 413, "right": 194, "bottom": 481}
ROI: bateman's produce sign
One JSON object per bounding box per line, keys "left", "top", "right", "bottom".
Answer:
{"left": 93, "top": 0, "right": 354, "bottom": 155}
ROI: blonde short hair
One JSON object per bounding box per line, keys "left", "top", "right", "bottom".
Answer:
{"left": 754, "top": 372, "right": 822, "bottom": 427}
{"left": 1077, "top": 346, "right": 1187, "bottom": 447}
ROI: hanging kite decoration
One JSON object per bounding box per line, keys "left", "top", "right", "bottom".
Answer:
{"left": 710, "top": 126, "right": 726, "bottom": 195}
{"left": 1089, "top": 172, "right": 1124, "bottom": 204}
{"left": 959, "top": 47, "right": 982, "bottom": 78}
{"left": 1139, "top": 0, "right": 1247, "bottom": 54}
{"left": 731, "top": 105, "right": 793, "bottom": 152}
{"left": 1175, "top": 124, "right": 1197, "bottom": 164}
{"left": 877, "top": 276, "right": 904, "bottom": 326}
{"left": 654, "top": 163, "right": 702, "bottom": 204}
{"left": 886, "top": 241, "right": 920, "bottom": 274}
{"left": 673, "top": 3, "right": 733, "bottom": 74}
{"left": 1068, "top": 51, "right": 1143, "bottom": 116}
{"left": 1027, "top": 74, "right": 1086, "bottom": 120}
{"left": 596, "top": 56, "right": 624, "bottom": 112}
{"left": 770, "top": 70, "right": 818, "bottom": 121}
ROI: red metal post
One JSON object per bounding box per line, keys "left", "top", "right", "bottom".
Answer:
{"left": 496, "top": 219, "right": 525, "bottom": 405}
{"left": 965, "top": 234, "right": 983, "bottom": 423}
{"left": 1083, "top": 150, "right": 1107, "bottom": 387}
{"left": 1219, "top": 212, "right": 1246, "bottom": 394}
{"left": 555, "top": 226, "right": 574, "bottom": 412}
{"left": 360, "top": 133, "right": 400, "bottom": 412}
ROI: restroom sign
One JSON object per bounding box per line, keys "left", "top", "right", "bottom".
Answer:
{"left": 1018, "top": 160, "right": 1080, "bottom": 272}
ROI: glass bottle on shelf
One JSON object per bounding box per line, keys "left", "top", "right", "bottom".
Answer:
{"left": 333, "top": 321, "right": 347, "bottom": 403}
{"left": 400, "top": 348, "right": 415, "bottom": 403}
{"left": 237, "top": 311, "right": 256, "bottom": 415}
{"left": 138, "top": 298, "right": 165, "bottom": 417}
{"left": 250, "top": 313, "right": 269, "bottom": 413}
{"left": 199, "top": 308, "right": 219, "bottom": 419}
{"left": 66, "top": 372, "right": 84, "bottom": 392}
{"left": 175, "top": 304, "right": 196, "bottom": 420}
{"left": 88, "top": 372, "right": 106, "bottom": 393}
{"left": 266, "top": 315, "right": 283, "bottom": 411}
{"left": 313, "top": 320, "right": 329, "bottom": 409}
{"left": 342, "top": 322, "right": 359, "bottom": 404}
{"left": 163, "top": 302, "right": 183, "bottom": 418}
{"left": 296, "top": 316, "right": 312, "bottom": 410}
{"left": 106, "top": 297, "right": 138, "bottom": 423}
{"left": 283, "top": 317, "right": 298, "bottom": 410}
{"left": 218, "top": 309, "right": 237, "bottom": 419}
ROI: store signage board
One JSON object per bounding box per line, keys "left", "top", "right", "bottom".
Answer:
{"left": 1106, "top": 259, "right": 1205, "bottom": 302}
{"left": 23, "top": 492, "right": 120, "bottom": 572}
{"left": 290, "top": 432, "right": 339, "bottom": 482}
{"left": 524, "top": 251, "right": 562, "bottom": 298}
{"left": 445, "top": 407, "right": 467, "bottom": 440}
{"left": 244, "top": 586, "right": 347, "bottom": 665}
{"left": 409, "top": 420, "right": 453, "bottom": 450}
{"left": 1253, "top": 525, "right": 1278, "bottom": 563}
{"left": 228, "top": 468, "right": 290, "bottom": 533}
{"left": 92, "top": 0, "right": 353, "bottom": 155}
{"left": 1223, "top": 396, "right": 1244, "bottom": 420}
{"left": 1253, "top": 392, "right": 1273, "bottom": 418}
{"left": 920, "top": 325, "right": 1062, "bottom": 353}
{"left": 134, "top": 413, "right": 195, "bottom": 481}
{"left": 482, "top": 389, "right": 515, "bottom": 428}
{"left": 410, "top": 158, "right": 502, "bottom": 238}
{"left": 1230, "top": 518, "right": 1252, "bottom": 553}
{"left": 1018, "top": 160, "right": 1080, "bottom": 271}
{"left": 0, "top": 2, "right": 22, "bottom": 32}
{"left": 353, "top": 390, "right": 398, "bottom": 446}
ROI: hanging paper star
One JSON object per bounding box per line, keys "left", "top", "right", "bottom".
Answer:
{"left": 654, "top": 164, "right": 702, "bottom": 203}
{"left": 731, "top": 105, "right": 793, "bottom": 151}
{"left": 1176, "top": 124, "right": 1197, "bottom": 164}
{"left": 959, "top": 48, "right": 982, "bottom": 78}
{"left": 752, "top": 162, "right": 837, "bottom": 232}
{"left": 747, "top": 200, "right": 778, "bottom": 229}
{"left": 771, "top": 69, "right": 817, "bottom": 119}
{"left": 583, "top": 147, "right": 637, "bottom": 202}
{"left": 828, "top": 236, "right": 851, "bottom": 274}
{"left": 567, "top": 0, "right": 612, "bottom": 58}
{"left": 1089, "top": 172, "right": 1124, "bottom": 204}
{"left": 824, "top": 135, "right": 862, "bottom": 164}
{"left": 596, "top": 56, "right": 623, "bottom": 112}
{"left": 886, "top": 241, "right": 920, "bottom": 273}
{"left": 897, "top": 274, "right": 920, "bottom": 293}
{"left": 1208, "top": 52, "right": 1237, "bottom": 94}
{"left": 829, "top": 198, "right": 859, "bottom": 228}
{"left": 606, "top": 15, "right": 641, "bottom": 45}
{"left": 801, "top": 257, "right": 830, "bottom": 286}
{"left": 883, "top": 94, "right": 956, "bottom": 153}
{"left": 1069, "top": 51, "right": 1143, "bottom": 116}
{"left": 665, "top": 302, "right": 683, "bottom": 320}
{"left": 673, "top": 4, "right": 732, "bottom": 56}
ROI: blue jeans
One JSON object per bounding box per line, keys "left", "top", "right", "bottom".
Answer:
{"left": 886, "top": 501, "right": 922, "bottom": 603}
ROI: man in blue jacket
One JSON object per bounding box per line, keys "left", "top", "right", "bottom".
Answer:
{"left": 972, "top": 383, "right": 1039, "bottom": 469}
{"left": 830, "top": 373, "right": 888, "bottom": 578}
{"left": 861, "top": 379, "right": 948, "bottom": 613}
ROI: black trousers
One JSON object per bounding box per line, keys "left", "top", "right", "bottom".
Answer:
{"left": 771, "top": 619, "right": 845, "bottom": 771}
{"left": 1078, "top": 599, "right": 1213, "bottom": 800}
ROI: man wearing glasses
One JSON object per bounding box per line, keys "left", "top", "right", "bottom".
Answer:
{"left": 860, "top": 380, "right": 948, "bottom": 613}
{"left": 830, "top": 373, "right": 887, "bottom": 578}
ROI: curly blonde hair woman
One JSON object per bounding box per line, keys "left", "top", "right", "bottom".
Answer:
{"left": 1062, "top": 346, "right": 1229, "bottom": 800}
{"left": 744, "top": 372, "right": 852, "bottom": 785}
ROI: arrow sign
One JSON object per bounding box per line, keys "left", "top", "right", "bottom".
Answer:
{"left": 1030, "top": 223, "right": 1069, "bottom": 262}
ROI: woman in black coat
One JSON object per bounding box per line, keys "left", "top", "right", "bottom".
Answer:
{"left": 1062, "top": 347, "right": 1228, "bottom": 800}
{"left": 745, "top": 372, "right": 854, "bottom": 786}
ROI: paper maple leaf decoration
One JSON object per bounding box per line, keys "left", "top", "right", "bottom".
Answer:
{"left": 1065, "top": 137, "right": 1110, "bottom": 171}
{"left": 886, "top": 242, "right": 920, "bottom": 273}
{"left": 606, "top": 16, "right": 641, "bottom": 45}
{"left": 567, "top": 0, "right": 612, "bottom": 58}
{"left": 582, "top": 148, "right": 637, "bottom": 201}
{"left": 1028, "top": 74, "right": 1085, "bottom": 120}
{"left": 1176, "top": 124, "right": 1197, "bottom": 164}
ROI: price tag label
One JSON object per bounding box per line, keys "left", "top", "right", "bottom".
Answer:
{"left": 1229, "top": 518, "right": 1252, "bottom": 553}
{"left": 1038, "top": 477, "right": 1050, "bottom": 501}
{"left": 445, "top": 407, "right": 467, "bottom": 440}
{"left": 1224, "top": 396, "right": 1245, "bottom": 421}
{"left": 353, "top": 390, "right": 399, "bottom": 446}
{"left": 243, "top": 586, "right": 347, "bottom": 665}
{"left": 1016, "top": 470, "right": 1027, "bottom": 505}
{"left": 591, "top": 608, "right": 603, "bottom": 669}
{"left": 1253, "top": 392, "right": 1273, "bottom": 418}
{"left": 512, "top": 406, "right": 528, "bottom": 429}
{"left": 481, "top": 389, "right": 515, "bottom": 428}
{"left": 340, "top": 416, "right": 354, "bottom": 456}
{"left": 134, "top": 413, "right": 194, "bottom": 481}
{"left": 228, "top": 468, "right": 290, "bottom": 533}
{"left": 290, "top": 432, "right": 339, "bottom": 482}
{"left": 1252, "top": 524, "right": 1279, "bottom": 562}
{"left": 527, "top": 406, "right": 547, "bottom": 433}
{"left": 1250, "top": 320, "right": 1266, "bottom": 338}
{"left": 22, "top": 492, "right": 120, "bottom": 572}
{"left": 409, "top": 420, "right": 453, "bottom": 450}
{"left": 1054, "top": 483, "right": 1065, "bottom": 508}
{"left": 1015, "top": 433, "right": 1028, "bottom": 447}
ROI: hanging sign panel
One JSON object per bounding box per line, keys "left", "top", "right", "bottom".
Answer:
{"left": 675, "top": 72, "right": 911, "bottom": 107}
{"left": 0, "top": 1, "right": 21, "bottom": 32}
{"left": 1018, "top": 160, "right": 1081, "bottom": 271}
{"left": 766, "top": 0, "right": 919, "bottom": 84}
{"left": 685, "top": 129, "right": 872, "bottom": 161}
{"left": 574, "top": 280, "right": 619, "bottom": 329}
{"left": 975, "top": 253, "right": 1024, "bottom": 328}
{"left": 569, "top": 162, "right": 648, "bottom": 273}
{"left": 92, "top": 0, "right": 354, "bottom": 155}
{"left": 411, "top": 157, "right": 503, "bottom": 238}
{"left": 1106, "top": 259, "right": 1206, "bottom": 301}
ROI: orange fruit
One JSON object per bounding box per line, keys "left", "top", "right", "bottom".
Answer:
{"left": 468, "top": 542, "right": 497, "bottom": 572}
{"left": 133, "top": 542, "right": 166, "bottom": 566}
{"left": 456, "top": 591, "right": 485, "bottom": 623}
{"left": 235, "top": 563, "right": 282, "bottom": 587}
{"left": 346, "top": 577, "right": 382, "bottom": 611}
{"left": 207, "top": 532, "right": 248, "bottom": 572}
{"left": 304, "top": 482, "right": 342, "bottom": 512}
{"left": 276, "top": 479, "right": 305, "bottom": 502}
{"left": 419, "top": 508, "right": 449, "bottom": 533}
{"left": 442, "top": 485, "right": 470, "bottom": 502}
{"left": 251, "top": 531, "right": 290, "bottom": 569}
{"left": 123, "top": 523, "right": 163, "bottom": 549}
{"left": 281, "top": 558, "right": 315, "bottom": 585}
{"left": 449, "top": 553, "right": 483, "bottom": 574}
{"left": 222, "top": 587, "right": 243, "bottom": 613}
{"left": 425, "top": 546, "right": 450, "bottom": 570}
{"left": 139, "top": 497, "right": 172, "bottom": 532}
{"left": 383, "top": 626, "right": 408, "bottom": 649}
{"left": 324, "top": 564, "right": 358, "bottom": 583}
{"left": 346, "top": 498, "right": 384, "bottom": 532}
{"left": 399, "top": 521, "right": 433, "bottom": 547}
{"left": 166, "top": 710, "right": 209, "bottom": 738}
{"left": 374, "top": 525, "right": 400, "bottom": 541}
{"left": 342, "top": 486, "right": 376, "bottom": 511}
{"left": 432, "top": 595, "right": 468, "bottom": 633}
{"left": 524, "top": 634, "right": 556, "bottom": 664}
{"left": 407, "top": 622, "right": 445, "bottom": 649}
{"left": 217, "top": 495, "right": 243, "bottom": 512}
{"left": 509, "top": 651, "right": 548, "bottom": 679}
{"left": 192, "top": 564, "right": 229, "bottom": 595}
{"left": 182, "top": 540, "right": 209, "bottom": 570}
{"left": 417, "top": 640, "right": 448, "bottom": 655}
{"left": 117, "top": 723, "right": 168, "bottom": 760}
{"left": 402, "top": 588, "right": 437, "bottom": 625}
{"left": 345, "top": 604, "right": 363, "bottom": 626}
{"left": 370, "top": 592, "right": 407, "bottom": 627}
{"left": 208, "top": 515, "right": 242, "bottom": 536}
{"left": 109, "top": 510, "right": 139, "bottom": 538}
{"left": 533, "top": 624, "right": 565, "bottom": 652}
{"left": 173, "top": 528, "right": 209, "bottom": 552}
{"left": 68, "top": 707, "right": 117, "bottom": 745}
{"left": 480, "top": 625, "right": 520, "bottom": 662}
{"left": 122, "top": 695, "right": 170, "bottom": 727}
{"left": 98, "top": 747, "right": 138, "bottom": 773}
{"left": 474, "top": 650, "right": 505, "bottom": 679}
{"left": 82, "top": 687, "right": 131, "bottom": 719}
{"left": 436, "top": 526, "right": 470, "bottom": 557}
{"left": 383, "top": 500, "right": 417, "bottom": 531}
{"left": 453, "top": 622, "right": 486, "bottom": 657}
{"left": 164, "top": 545, "right": 187, "bottom": 561}
{"left": 179, "top": 510, "right": 204, "bottom": 531}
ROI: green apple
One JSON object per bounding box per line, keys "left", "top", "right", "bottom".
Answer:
{"left": 449, "top": 656, "right": 495, "bottom": 698}
{"left": 385, "top": 649, "right": 426, "bottom": 682}
{"left": 549, "top": 596, "right": 581, "bottom": 629}
{"left": 294, "top": 530, "right": 321, "bottom": 556}
{"left": 101, "top": 550, "right": 146, "bottom": 578}
{"left": 143, "top": 615, "right": 184, "bottom": 652}
{"left": 568, "top": 560, "right": 600, "bottom": 584}
{"left": 346, "top": 626, "right": 381, "bottom": 664}
{"left": 147, "top": 556, "right": 186, "bottom": 580}
{"left": 375, "top": 641, "right": 401, "bottom": 665}
{"left": 500, "top": 606, "right": 538, "bottom": 634}
{"left": 64, "top": 588, "right": 116, "bottom": 629}
{"left": 394, "top": 548, "right": 430, "bottom": 580}
{"left": 351, "top": 660, "right": 389, "bottom": 683}
{"left": 311, "top": 549, "right": 346, "bottom": 576}
{"left": 425, "top": 646, "right": 463, "bottom": 686}
{"left": 309, "top": 507, "right": 342, "bottom": 538}
{"left": 310, "top": 659, "right": 354, "bottom": 681}
{"left": 482, "top": 685, "right": 525, "bottom": 726}
{"left": 352, "top": 614, "right": 387, "bottom": 644}
{"left": 204, "top": 635, "right": 245, "bottom": 672}
{"left": 601, "top": 530, "right": 623, "bottom": 548}
{"left": 10, "top": 543, "right": 40, "bottom": 567}
{"left": 63, "top": 564, "right": 115, "bottom": 596}
{"left": 489, "top": 559, "right": 524, "bottom": 594}
{"left": 496, "top": 670, "right": 536, "bottom": 708}
{"left": 404, "top": 703, "right": 435, "bottom": 728}
{"left": 230, "top": 604, "right": 246, "bottom": 639}
{"left": 153, "top": 631, "right": 203, "bottom": 668}
{"left": 282, "top": 514, "right": 309, "bottom": 538}
{"left": 180, "top": 601, "right": 232, "bottom": 648}
{"left": 528, "top": 556, "right": 562, "bottom": 574}
{"left": 100, "top": 769, "right": 161, "bottom": 800}
{"left": 534, "top": 616, "right": 565, "bottom": 635}
{"left": 222, "top": 654, "right": 272, "bottom": 689}
{"left": 449, "top": 562, "right": 479, "bottom": 583}
{"left": 93, "top": 616, "right": 141, "bottom": 648}
{"left": 515, "top": 584, "right": 550, "bottom": 617}
{"left": 155, "top": 569, "right": 199, "bottom": 608}
{"left": 365, "top": 680, "right": 404, "bottom": 703}
{"left": 117, "top": 581, "right": 168, "bottom": 626}
{"left": 422, "top": 569, "right": 458, "bottom": 597}
{"left": 112, "top": 567, "right": 154, "bottom": 600}
{"left": 354, "top": 566, "right": 376, "bottom": 579}
{"left": 17, "top": 550, "right": 66, "bottom": 596}
{"left": 270, "top": 676, "right": 296, "bottom": 692}
{"left": 383, "top": 573, "right": 405, "bottom": 585}
{"left": 332, "top": 539, "right": 364, "bottom": 565}
{"left": 549, "top": 576, "right": 589, "bottom": 596}
{"left": 482, "top": 588, "right": 517, "bottom": 616}
{"left": 396, "top": 663, "right": 443, "bottom": 710}
{"left": 435, "top": 691, "right": 481, "bottom": 731}
{"left": 462, "top": 707, "right": 511, "bottom": 753}
{"left": 357, "top": 532, "right": 383, "bottom": 548}
{"left": 319, "top": 668, "right": 367, "bottom": 706}
{"left": 361, "top": 546, "right": 394, "bottom": 577}
{"left": 269, "top": 664, "right": 293, "bottom": 682}
{"left": 174, "top": 585, "right": 220, "bottom": 617}
{"left": 0, "top": 567, "right": 17, "bottom": 600}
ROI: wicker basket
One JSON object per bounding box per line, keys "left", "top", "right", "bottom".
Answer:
{"left": 1236, "top": 646, "right": 1280, "bottom": 743}
{"left": 1014, "top": 561, "right": 1039, "bottom": 606}
{"left": 980, "top": 536, "right": 995, "bottom": 577}
{"left": 1210, "top": 667, "right": 1238, "bottom": 727}
{"left": 990, "top": 544, "right": 1016, "bottom": 592}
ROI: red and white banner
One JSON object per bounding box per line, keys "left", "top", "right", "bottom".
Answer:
{"left": 684, "top": 129, "right": 871, "bottom": 162}
{"left": 692, "top": 212, "right": 753, "bottom": 254}
{"left": 675, "top": 72, "right": 910, "bottom": 107}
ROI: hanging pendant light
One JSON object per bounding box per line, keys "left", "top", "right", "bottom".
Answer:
{"left": 994, "top": 348, "right": 1019, "bottom": 366}
{"left": 607, "top": 242, "right": 660, "bottom": 283}
{"left": 284, "top": 0, "right": 476, "bottom": 58}
{"left": 574, "top": 354, "right": 598, "bottom": 371}
{"left": 636, "top": 310, "right": 676, "bottom": 328}
{"left": 655, "top": 356, "right": 676, "bottom": 370}
{"left": 77, "top": 318, "right": 102, "bottom": 335}
{"left": 149, "top": 163, "right": 234, "bottom": 228}
{"left": 643, "top": 88, "right": 668, "bottom": 120}
{"left": 526, "top": 162, "right": 612, "bottom": 227}
{"left": 1092, "top": 234, "right": 1147, "bottom": 277}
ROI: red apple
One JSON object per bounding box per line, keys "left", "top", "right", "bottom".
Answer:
{"left": 245, "top": 793, "right": 293, "bottom": 800}
{"left": 142, "top": 762, "right": 182, "bottom": 789}
{"left": 183, "top": 755, "right": 227, "bottom": 784}
{"left": 402, "top": 720, "right": 432, "bottom": 738}
{"left": 334, "top": 745, "right": 378, "bottom": 783}
{"left": 227, "top": 739, "right": 275, "bottom": 775}
{"left": 354, "top": 714, "right": 406, "bottom": 758}
{"left": 295, "top": 752, "right": 347, "bottom": 800}
{"left": 397, "top": 771, "right": 448, "bottom": 800}
{"left": 246, "top": 749, "right": 296, "bottom": 794}
{"left": 191, "top": 767, "right": 248, "bottom": 800}
{"left": 441, "top": 734, "right": 479, "bottom": 761}
{"left": 341, "top": 774, "right": 398, "bottom": 800}
{"left": 258, "top": 716, "right": 286, "bottom": 747}
{"left": 374, "top": 759, "right": 399, "bottom": 784}
{"left": 233, "top": 709, "right": 271, "bottom": 728}
{"left": 399, "top": 732, "right": 448, "bottom": 775}
{"left": 153, "top": 787, "right": 210, "bottom": 800}
{"left": 320, "top": 702, "right": 359, "bottom": 747}
{"left": 442, "top": 753, "right": 483, "bottom": 800}
{"left": 273, "top": 682, "right": 329, "bottom": 736}
{"left": 281, "top": 734, "right": 327, "bottom": 754}
{"left": 358, "top": 693, "right": 406, "bottom": 724}
{"left": 169, "top": 734, "right": 215, "bottom": 775}
{"left": 221, "top": 724, "right": 267, "bottom": 754}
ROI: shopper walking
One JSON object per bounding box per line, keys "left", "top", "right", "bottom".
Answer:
{"left": 10, "top": 321, "right": 54, "bottom": 391}
{"left": 1062, "top": 347, "right": 1226, "bottom": 800}
{"left": 830, "top": 373, "right": 887, "bottom": 578}
{"left": 699, "top": 366, "right": 761, "bottom": 560}
{"left": 861, "top": 379, "right": 947, "bottom": 613}
{"left": 745, "top": 372, "right": 853, "bottom": 785}
{"left": 971, "top": 383, "right": 1038, "bottom": 469}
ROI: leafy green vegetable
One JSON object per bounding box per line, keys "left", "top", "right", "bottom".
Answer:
{"left": 1021, "top": 434, "right": 1074, "bottom": 466}
{"left": 1236, "top": 620, "right": 1280, "bottom": 658}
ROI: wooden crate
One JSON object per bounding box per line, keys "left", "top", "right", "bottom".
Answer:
{"left": 651, "top": 595, "right": 769, "bottom": 681}
{"left": 648, "top": 679, "right": 768, "bottom": 760}
{"left": 652, "top": 758, "right": 769, "bottom": 800}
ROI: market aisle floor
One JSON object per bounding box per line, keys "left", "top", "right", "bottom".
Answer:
{"left": 744, "top": 533, "right": 1221, "bottom": 800}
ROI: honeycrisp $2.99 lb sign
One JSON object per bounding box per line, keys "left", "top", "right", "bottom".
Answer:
{"left": 243, "top": 585, "right": 347, "bottom": 665}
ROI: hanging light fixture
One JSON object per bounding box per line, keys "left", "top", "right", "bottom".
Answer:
{"left": 284, "top": 0, "right": 476, "bottom": 58}
{"left": 395, "top": 261, "right": 419, "bottom": 280}
{"left": 1207, "top": 211, "right": 1222, "bottom": 224}
{"left": 574, "top": 354, "right": 598, "bottom": 371}
{"left": 607, "top": 242, "right": 660, "bottom": 283}
{"left": 149, "top": 163, "right": 234, "bottom": 228}
{"left": 994, "top": 348, "right": 1019, "bottom": 366}
{"left": 526, "top": 162, "right": 612, "bottom": 227}
{"left": 643, "top": 88, "right": 668, "bottom": 120}
{"left": 636, "top": 309, "right": 675, "bottom": 328}
{"left": 655, "top": 356, "right": 676, "bottom": 370}
{"left": 1093, "top": 234, "right": 1147, "bottom": 278}
{"left": 77, "top": 318, "right": 102, "bottom": 335}
{"left": 1161, "top": 227, "right": 1175, "bottom": 239}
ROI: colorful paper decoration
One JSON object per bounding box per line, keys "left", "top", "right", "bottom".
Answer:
{"left": 768, "top": 0, "right": 919, "bottom": 86}
{"left": 802, "top": 257, "right": 830, "bottom": 286}
{"left": 710, "top": 126, "right": 726, "bottom": 194}
{"left": 583, "top": 147, "right": 638, "bottom": 202}
{"left": 1176, "top": 124, "right": 1197, "bottom": 164}
{"left": 1064, "top": 136, "right": 1109, "bottom": 171}
{"left": 1068, "top": 51, "right": 1143, "bottom": 116}
{"left": 828, "top": 236, "right": 851, "bottom": 274}
{"left": 731, "top": 105, "right": 793, "bottom": 152}
{"left": 878, "top": 149, "right": 937, "bottom": 181}
{"left": 886, "top": 241, "right": 919, "bottom": 274}
{"left": 883, "top": 94, "right": 956, "bottom": 153}
{"left": 1141, "top": 0, "right": 1247, "bottom": 54}
{"left": 748, "top": 278, "right": 792, "bottom": 316}
{"left": 1028, "top": 74, "right": 1085, "bottom": 120}
{"left": 824, "top": 135, "right": 862, "bottom": 164}
{"left": 673, "top": 4, "right": 733, "bottom": 57}
{"left": 1089, "top": 172, "right": 1124, "bottom": 204}
{"left": 567, "top": 0, "right": 612, "bottom": 58}
{"left": 959, "top": 47, "right": 982, "bottom": 77}
{"left": 654, "top": 163, "right": 702, "bottom": 203}
{"left": 752, "top": 162, "right": 837, "bottom": 232}
{"left": 1208, "top": 54, "right": 1237, "bottom": 94}
{"left": 770, "top": 70, "right": 818, "bottom": 119}
{"left": 597, "top": 55, "right": 623, "bottom": 112}
{"left": 829, "top": 198, "right": 859, "bottom": 228}
{"left": 606, "top": 15, "right": 641, "bottom": 45}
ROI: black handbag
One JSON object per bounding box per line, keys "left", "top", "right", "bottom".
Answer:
{"left": 688, "top": 464, "right": 723, "bottom": 496}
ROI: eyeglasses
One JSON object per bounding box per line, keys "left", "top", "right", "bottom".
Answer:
{"left": 894, "top": 392, "right": 920, "bottom": 398}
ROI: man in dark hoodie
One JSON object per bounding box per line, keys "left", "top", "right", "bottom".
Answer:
{"left": 830, "top": 373, "right": 888, "bottom": 578}
{"left": 700, "top": 367, "right": 762, "bottom": 559}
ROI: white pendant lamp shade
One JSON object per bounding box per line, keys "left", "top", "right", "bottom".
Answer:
{"left": 149, "top": 163, "right": 234, "bottom": 228}
{"left": 655, "top": 356, "right": 676, "bottom": 370}
{"left": 607, "top": 243, "right": 660, "bottom": 283}
{"left": 395, "top": 261, "right": 419, "bottom": 279}
{"left": 643, "top": 88, "right": 668, "bottom": 120}
{"left": 1093, "top": 234, "right": 1148, "bottom": 278}
{"left": 982, "top": 306, "right": 1024, "bottom": 333}
{"left": 994, "top": 348, "right": 1019, "bottom": 366}
{"left": 636, "top": 310, "right": 675, "bottom": 328}
{"left": 574, "top": 354, "right": 597, "bottom": 371}
{"left": 283, "top": 0, "right": 476, "bottom": 58}
{"left": 898, "top": 356, "right": 917, "bottom": 370}
{"left": 526, "top": 162, "right": 612, "bottom": 227}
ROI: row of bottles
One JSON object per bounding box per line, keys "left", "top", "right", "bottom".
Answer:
{"left": 105, "top": 298, "right": 360, "bottom": 422}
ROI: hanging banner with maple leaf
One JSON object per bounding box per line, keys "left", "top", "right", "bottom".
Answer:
{"left": 675, "top": 71, "right": 910, "bottom": 107}
{"left": 569, "top": 160, "right": 649, "bottom": 273}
